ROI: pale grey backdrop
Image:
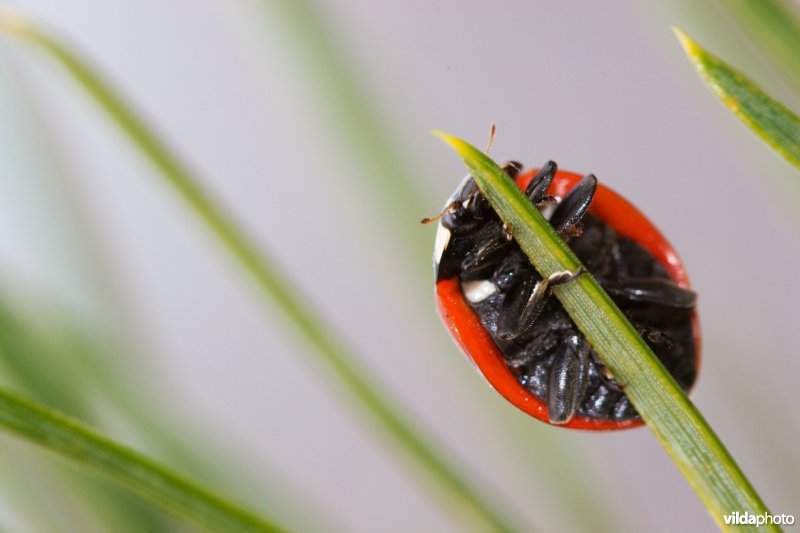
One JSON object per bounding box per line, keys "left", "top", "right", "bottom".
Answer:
{"left": 3, "top": 1, "right": 799, "bottom": 532}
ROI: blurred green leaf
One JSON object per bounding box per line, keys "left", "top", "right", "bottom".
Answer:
{"left": 0, "top": 10, "right": 523, "bottom": 533}
{"left": 713, "top": 0, "right": 800, "bottom": 96}
{"left": 0, "top": 387, "right": 287, "bottom": 532}
{"left": 263, "top": 0, "right": 428, "bottom": 249}
{"left": 0, "top": 284, "right": 333, "bottom": 532}
{"left": 674, "top": 27, "right": 800, "bottom": 174}
{"left": 255, "top": 4, "right": 623, "bottom": 531}
{"left": 436, "top": 131, "right": 776, "bottom": 532}
{"left": 0, "top": 298, "right": 178, "bottom": 531}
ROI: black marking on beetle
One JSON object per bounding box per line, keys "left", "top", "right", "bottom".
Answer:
{"left": 436, "top": 163, "right": 697, "bottom": 424}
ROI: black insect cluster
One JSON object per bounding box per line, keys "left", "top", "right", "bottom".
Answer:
{"left": 436, "top": 164, "right": 697, "bottom": 422}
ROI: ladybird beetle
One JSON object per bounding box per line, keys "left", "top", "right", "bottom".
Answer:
{"left": 429, "top": 161, "right": 700, "bottom": 430}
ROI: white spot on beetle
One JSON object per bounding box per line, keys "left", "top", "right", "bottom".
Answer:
{"left": 463, "top": 279, "right": 498, "bottom": 303}
{"left": 432, "top": 176, "right": 471, "bottom": 264}
{"left": 540, "top": 199, "right": 559, "bottom": 221}
{"left": 433, "top": 223, "right": 451, "bottom": 263}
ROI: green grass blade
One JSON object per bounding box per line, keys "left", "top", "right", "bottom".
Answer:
{"left": 674, "top": 27, "right": 800, "bottom": 173}
{"left": 0, "top": 387, "right": 287, "bottom": 532}
{"left": 0, "top": 12, "right": 522, "bottom": 533}
{"left": 435, "top": 131, "right": 776, "bottom": 533}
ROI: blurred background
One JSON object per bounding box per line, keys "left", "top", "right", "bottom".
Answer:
{"left": 1, "top": 1, "right": 799, "bottom": 532}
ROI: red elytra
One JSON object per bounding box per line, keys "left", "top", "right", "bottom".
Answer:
{"left": 435, "top": 168, "right": 701, "bottom": 430}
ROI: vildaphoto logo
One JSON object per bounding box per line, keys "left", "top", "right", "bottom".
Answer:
{"left": 723, "top": 511, "right": 795, "bottom": 526}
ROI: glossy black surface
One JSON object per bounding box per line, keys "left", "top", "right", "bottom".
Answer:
{"left": 437, "top": 168, "right": 697, "bottom": 422}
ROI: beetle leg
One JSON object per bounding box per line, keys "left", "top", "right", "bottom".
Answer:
{"left": 525, "top": 160, "right": 557, "bottom": 204}
{"left": 547, "top": 266, "right": 587, "bottom": 287}
{"left": 548, "top": 174, "right": 598, "bottom": 234}
{"left": 633, "top": 321, "right": 675, "bottom": 350}
{"left": 461, "top": 226, "right": 512, "bottom": 275}
{"left": 603, "top": 278, "right": 696, "bottom": 309}
{"left": 497, "top": 267, "right": 586, "bottom": 340}
{"left": 497, "top": 275, "right": 549, "bottom": 341}
{"left": 501, "top": 223, "right": 513, "bottom": 240}
{"left": 492, "top": 254, "right": 532, "bottom": 291}
{"left": 603, "top": 278, "right": 695, "bottom": 326}
{"left": 548, "top": 336, "right": 590, "bottom": 424}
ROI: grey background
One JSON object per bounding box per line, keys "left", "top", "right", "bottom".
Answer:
{"left": 2, "top": 1, "right": 799, "bottom": 531}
